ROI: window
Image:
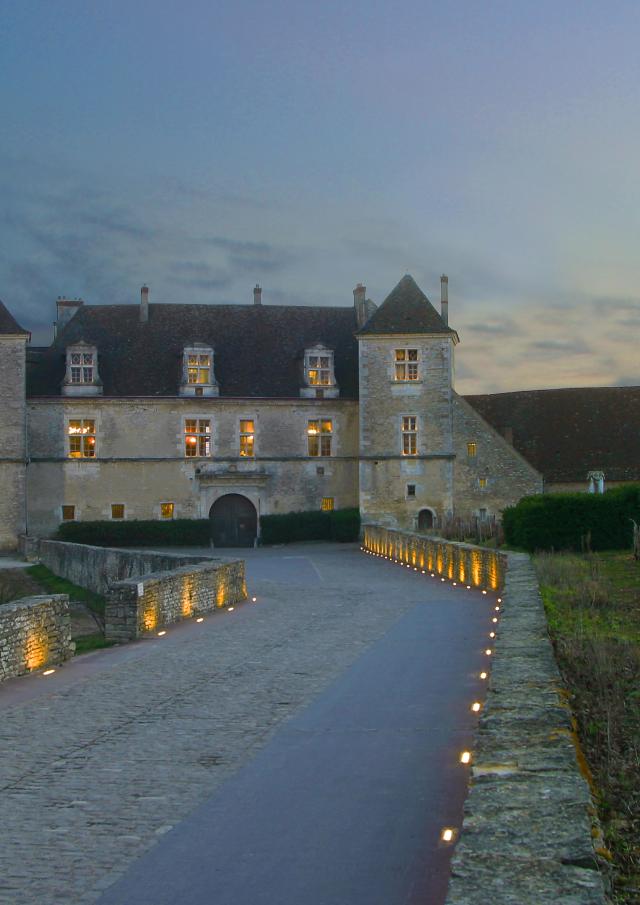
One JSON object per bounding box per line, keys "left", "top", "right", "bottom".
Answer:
{"left": 395, "top": 349, "right": 419, "bottom": 381}
{"left": 467, "top": 441, "right": 477, "bottom": 457}
{"left": 70, "top": 351, "right": 94, "bottom": 384}
{"left": 316, "top": 466, "right": 325, "bottom": 476}
{"left": 61, "top": 505, "right": 75, "bottom": 521}
{"left": 308, "top": 419, "right": 332, "bottom": 456}
{"left": 401, "top": 416, "right": 417, "bottom": 455}
{"left": 407, "top": 484, "right": 416, "bottom": 497}
{"left": 160, "top": 502, "right": 174, "bottom": 519}
{"left": 321, "top": 497, "right": 334, "bottom": 511}
{"left": 478, "top": 477, "right": 488, "bottom": 490}
{"left": 111, "top": 504, "right": 125, "bottom": 520}
{"left": 185, "top": 419, "right": 211, "bottom": 457}
{"left": 187, "top": 353, "right": 211, "bottom": 385}
{"left": 68, "top": 420, "right": 96, "bottom": 458}
{"left": 479, "top": 508, "right": 487, "bottom": 521}
{"left": 308, "top": 355, "right": 331, "bottom": 385}
{"left": 239, "top": 420, "right": 255, "bottom": 457}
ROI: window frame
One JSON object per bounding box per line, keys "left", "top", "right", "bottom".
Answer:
{"left": 239, "top": 419, "right": 255, "bottom": 458}
{"left": 304, "top": 346, "right": 336, "bottom": 388}
{"left": 111, "top": 503, "right": 125, "bottom": 520}
{"left": 61, "top": 505, "right": 76, "bottom": 521}
{"left": 160, "top": 502, "right": 175, "bottom": 520}
{"left": 307, "top": 418, "right": 333, "bottom": 457}
{"left": 394, "top": 348, "right": 420, "bottom": 382}
{"left": 321, "top": 497, "right": 334, "bottom": 511}
{"left": 68, "top": 418, "right": 96, "bottom": 459}
{"left": 401, "top": 415, "right": 418, "bottom": 456}
{"left": 184, "top": 418, "right": 211, "bottom": 458}
{"left": 467, "top": 441, "right": 477, "bottom": 458}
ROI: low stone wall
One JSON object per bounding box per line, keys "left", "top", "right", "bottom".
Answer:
{"left": 105, "top": 560, "right": 247, "bottom": 641}
{"left": 445, "top": 552, "right": 606, "bottom": 904}
{"left": 32, "top": 539, "right": 211, "bottom": 596}
{"left": 362, "top": 525, "right": 507, "bottom": 591}
{"left": 0, "top": 594, "right": 74, "bottom": 682}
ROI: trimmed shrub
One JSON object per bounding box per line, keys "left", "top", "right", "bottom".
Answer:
{"left": 260, "top": 508, "right": 360, "bottom": 544}
{"left": 503, "top": 485, "right": 640, "bottom": 552}
{"left": 56, "top": 519, "right": 211, "bottom": 547}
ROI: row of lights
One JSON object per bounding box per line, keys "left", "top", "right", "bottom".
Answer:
{"left": 360, "top": 545, "right": 503, "bottom": 847}
{"left": 40, "top": 596, "right": 261, "bottom": 675}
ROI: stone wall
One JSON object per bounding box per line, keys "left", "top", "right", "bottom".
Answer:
{"left": 0, "top": 335, "right": 28, "bottom": 550}
{"left": 362, "top": 525, "right": 507, "bottom": 592}
{"left": 105, "top": 560, "right": 247, "bottom": 641}
{"left": 34, "top": 539, "right": 211, "bottom": 595}
{"left": 0, "top": 594, "right": 74, "bottom": 682}
{"left": 363, "top": 527, "right": 605, "bottom": 903}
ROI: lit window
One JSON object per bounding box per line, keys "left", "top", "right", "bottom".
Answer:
{"left": 305, "top": 348, "right": 335, "bottom": 387}
{"left": 395, "top": 349, "right": 419, "bottom": 381}
{"left": 467, "top": 442, "right": 477, "bottom": 457}
{"left": 160, "top": 502, "right": 174, "bottom": 519}
{"left": 407, "top": 484, "right": 416, "bottom": 497}
{"left": 68, "top": 420, "right": 96, "bottom": 458}
{"left": 111, "top": 504, "right": 125, "bottom": 520}
{"left": 478, "top": 477, "right": 488, "bottom": 490}
{"left": 401, "top": 416, "right": 417, "bottom": 455}
{"left": 61, "top": 505, "right": 75, "bottom": 521}
{"left": 187, "top": 353, "right": 211, "bottom": 385}
{"left": 321, "top": 497, "right": 334, "bottom": 511}
{"left": 185, "top": 419, "right": 211, "bottom": 457}
{"left": 240, "top": 420, "right": 255, "bottom": 457}
{"left": 308, "top": 419, "right": 332, "bottom": 456}
{"left": 70, "top": 351, "right": 94, "bottom": 383}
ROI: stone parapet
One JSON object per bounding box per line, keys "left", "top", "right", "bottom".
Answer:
{"left": 105, "top": 559, "right": 247, "bottom": 641}
{"left": 362, "top": 525, "right": 506, "bottom": 591}
{"left": 0, "top": 594, "right": 74, "bottom": 682}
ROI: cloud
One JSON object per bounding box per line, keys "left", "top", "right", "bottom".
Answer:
{"left": 204, "top": 237, "right": 295, "bottom": 275}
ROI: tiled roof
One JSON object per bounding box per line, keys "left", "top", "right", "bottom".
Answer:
{"left": 27, "top": 303, "right": 360, "bottom": 398}
{"left": 357, "top": 274, "right": 457, "bottom": 338}
{"left": 465, "top": 386, "right": 640, "bottom": 483}
{"left": 0, "top": 300, "right": 29, "bottom": 336}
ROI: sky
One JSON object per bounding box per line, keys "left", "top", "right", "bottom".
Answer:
{"left": 2, "top": 0, "right": 640, "bottom": 393}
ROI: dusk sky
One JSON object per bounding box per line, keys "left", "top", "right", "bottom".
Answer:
{"left": 2, "top": 1, "right": 640, "bottom": 393}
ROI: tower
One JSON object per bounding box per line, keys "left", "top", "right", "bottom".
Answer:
{"left": 356, "top": 275, "right": 459, "bottom": 531}
{"left": 0, "top": 300, "right": 30, "bottom": 550}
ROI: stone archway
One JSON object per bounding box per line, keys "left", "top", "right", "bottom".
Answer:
{"left": 209, "top": 494, "right": 257, "bottom": 547}
{"left": 418, "top": 508, "right": 435, "bottom": 531}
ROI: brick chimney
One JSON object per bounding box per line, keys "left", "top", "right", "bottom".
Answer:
{"left": 140, "top": 285, "right": 149, "bottom": 323}
{"left": 440, "top": 275, "right": 448, "bottom": 326}
{"left": 354, "top": 283, "right": 367, "bottom": 327}
{"left": 253, "top": 284, "right": 262, "bottom": 305}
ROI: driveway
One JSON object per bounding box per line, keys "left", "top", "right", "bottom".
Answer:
{"left": 0, "top": 543, "right": 496, "bottom": 905}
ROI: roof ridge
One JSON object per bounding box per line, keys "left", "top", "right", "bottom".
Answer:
{"left": 357, "top": 274, "right": 456, "bottom": 337}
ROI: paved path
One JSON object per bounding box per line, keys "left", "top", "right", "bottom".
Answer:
{"left": 0, "top": 544, "right": 496, "bottom": 905}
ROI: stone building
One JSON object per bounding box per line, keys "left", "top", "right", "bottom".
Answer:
{"left": 0, "top": 274, "right": 635, "bottom": 550}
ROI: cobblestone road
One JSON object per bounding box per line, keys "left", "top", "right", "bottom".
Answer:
{"left": 0, "top": 543, "right": 492, "bottom": 905}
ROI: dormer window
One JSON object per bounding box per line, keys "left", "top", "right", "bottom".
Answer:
{"left": 180, "top": 344, "right": 219, "bottom": 397}
{"left": 300, "top": 345, "right": 339, "bottom": 398}
{"left": 62, "top": 342, "right": 102, "bottom": 396}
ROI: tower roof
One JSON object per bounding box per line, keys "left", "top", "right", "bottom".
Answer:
{"left": 0, "top": 300, "right": 29, "bottom": 336}
{"left": 356, "top": 274, "right": 457, "bottom": 339}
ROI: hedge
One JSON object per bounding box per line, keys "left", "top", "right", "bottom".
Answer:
{"left": 56, "top": 519, "right": 211, "bottom": 547}
{"left": 502, "top": 484, "right": 640, "bottom": 552}
{"left": 259, "top": 508, "right": 361, "bottom": 544}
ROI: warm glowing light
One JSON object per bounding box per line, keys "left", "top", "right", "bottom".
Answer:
{"left": 421, "top": 570, "right": 425, "bottom": 574}
{"left": 441, "top": 577, "right": 445, "bottom": 582}
{"left": 471, "top": 702, "right": 481, "bottom": 712}
{"left": 489, "top": 631, "right": 495, "bottom": 638}
{"left": 497, "top": 598, "right": 502, "bottom": 603}
{"left": 441, "top": 828, "right": 455, "bottom": 843}
{"left": 196, "top": 617, "right": 204, "bottom": 623}
{"left": 460, "top": 751, "right": 471, "bottom": 764}
{"left": 452, "top": 581, "right": 457, "bottom": 586}
{"left": 228, "top": 607, "right": 235, "bottom": 612}
{"left": 43, "top": 669, "right": 55, "bottom": 676}
{"left": 431, "top": 573, "right": 435, "bottom": 578}
{"left": 482, "top": 590, "right": 487, "bottom": 595}
{"left": 480, "top": 671, "right": 487, "bottom": 679}
{"left": 251, "top": 596, "right": 257, "bottom": 602}
{"left": 485, "top": 649, "right": 492, "bottom": 656}
{"left": 466, "top": 585, "right": 471, "bottom": 590}
{"left": 495, "top": 606, "right": 500, "bottom": 612}
{"left": 492, "top": 617, "right": 498, "bottom": 623}
{"left": 157, "top": 630, "right": 166, "bottom": 637}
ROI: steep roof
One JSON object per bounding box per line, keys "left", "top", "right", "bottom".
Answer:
{"left": 27, "top": 303, "right": 360, "bottom": 398}
{"left": 465, "top": 386, "right": 640, "bottom": 483}
{"left": 357, "top": 274, "right": 458, "bottom": 338}
{"left": 0, "top": 300, "right": 29, "bottom": 336}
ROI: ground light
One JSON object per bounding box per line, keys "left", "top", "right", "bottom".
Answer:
{"left": 441, "top": 828, "right": 455, "bottom": 843}
{"left": 251, "top": 596, "right": 257, "bottom": 602}
{"left": 485, "top": 649, "right": 492, "bottom": 656}
{"left": 460, "top": 751, "right": 471, "bottom": 764}
{"left": 196, "top": 617, "right": 204, "bottom": 623}
{"left": 42, "top": 669, "right": 55, "bottom": 676}
{"left": 471, "top": 702, "right": 481, "bottom": 712}
{"left": 157, "top": 630, "right": 166, "bottom": 637}
{"left": 480, "top": 671, "right": 487, "bottom": 680}
{"left": 228, "top": 607, "right": 235, "bottom": 612}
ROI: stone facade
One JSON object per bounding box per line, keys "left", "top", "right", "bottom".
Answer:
{"left": 105, "top": 559, "right": 247, "bottom": 641}
{"left": 0, "top": 594, "right": 74, "bottom": 681}
{"left": 0, "top": 335, "right": 28, "bottom": 550}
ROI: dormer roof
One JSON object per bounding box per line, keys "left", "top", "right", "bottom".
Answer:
{"left": 356, "top": 275, "right": 458, "bottom": 340}
{"left": 0, "top": 300, "right": 29, "bottom": 336}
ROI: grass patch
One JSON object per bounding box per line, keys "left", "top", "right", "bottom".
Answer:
{"left": 535, "top": 551, "right": 640, "bottom": 903}
{"left": 74, "top": 633, "right": 117, "bottom": 655}
{"left": 25, "top": 564, "right": 106, "bottom": 617}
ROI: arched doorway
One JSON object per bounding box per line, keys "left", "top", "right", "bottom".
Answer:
{"left": 210, "top": 494, "right": 257, "bottom": 547}
{"left": 418, "top": 508, "right": 434, "bottom": 531}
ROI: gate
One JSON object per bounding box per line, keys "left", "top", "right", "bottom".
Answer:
{"left": 209, "top": 494, "right": 257, "bottom": 547}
